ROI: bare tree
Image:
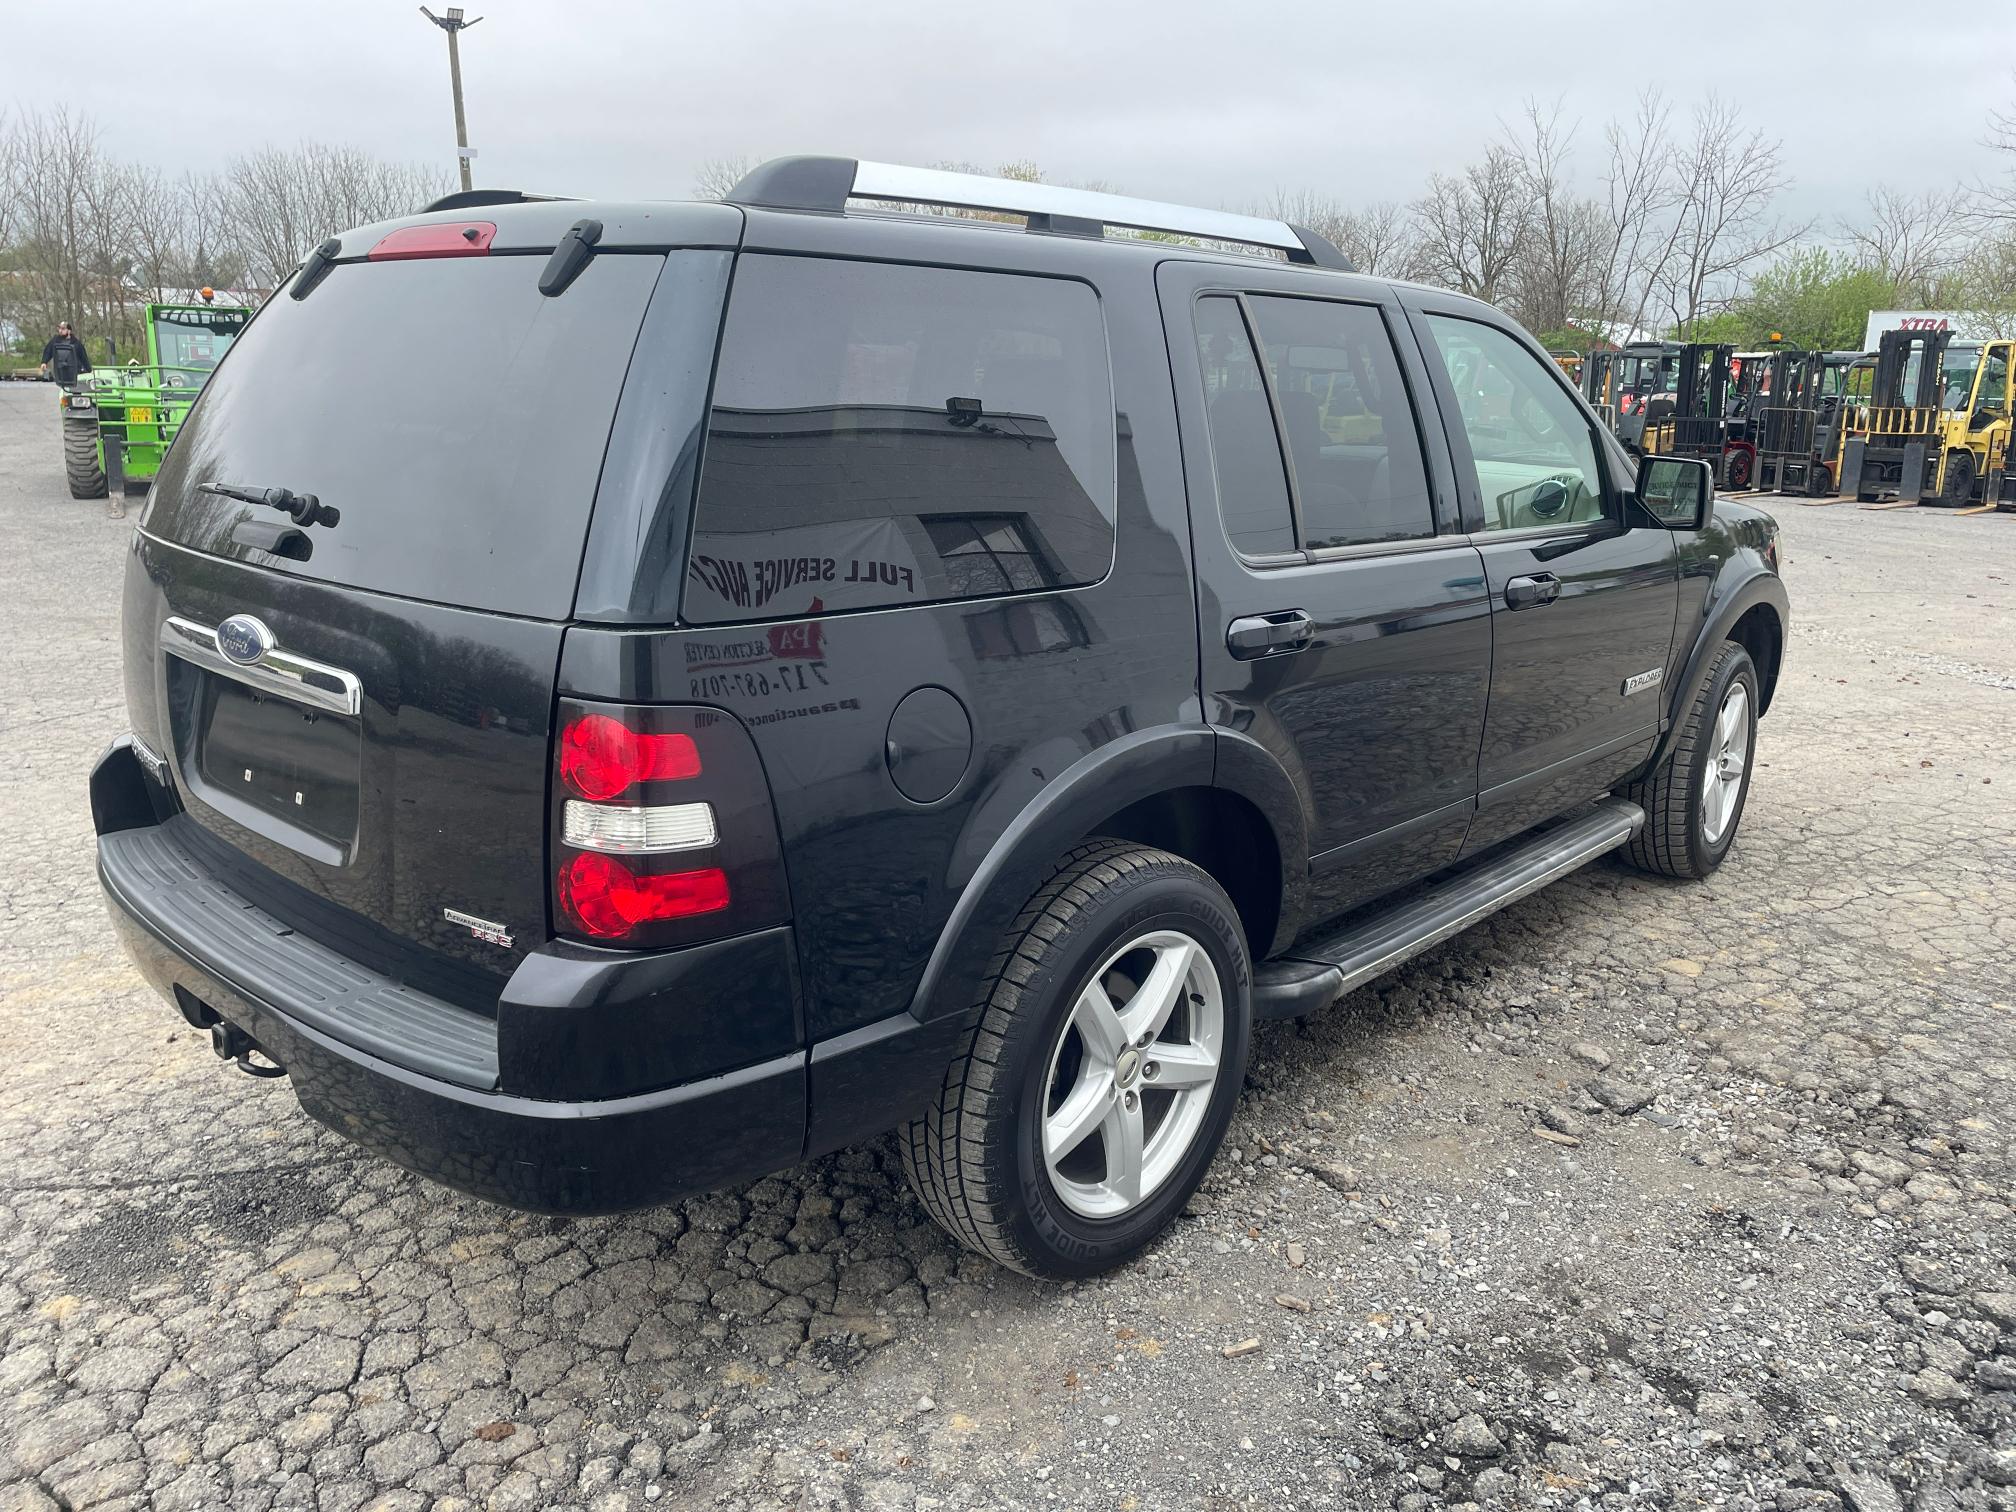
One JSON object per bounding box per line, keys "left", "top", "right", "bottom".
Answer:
{"left": 1593, "top": 90, "right": 1681, "bottom": 341}
{"left": 1264, "top": 191, "right": 1415, "bottom": 276}
{"left": 1504, "top": 99, "right": 1613, "bottom": 336}
{"left": 1843, "top": 186, "right": 1967, "bottom": 305}
{"left": 7, "top": 108, "right": 112, "bottom": 345}
{"left": 1652, "top": 96, "right": 1805, "bottom": 334}
{"left": 691, "top": 155, "right": 754, "bottom": 201}
{"left": 212, "top": 142, "right": 448, "bottom": 289}
{"left": 1410, "top": 145, "right": 1531, "bottom": 304}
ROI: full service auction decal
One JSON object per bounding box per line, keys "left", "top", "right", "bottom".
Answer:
{"left": 684, "top": 517, "right": 926, "bottom": 621}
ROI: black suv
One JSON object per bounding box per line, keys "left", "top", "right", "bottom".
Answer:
{"left": 91, "top": 158, "right": 1786, "bottom": 1277}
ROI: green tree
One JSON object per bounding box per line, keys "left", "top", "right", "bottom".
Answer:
{"left": 1725, "top": 249, "right": 1898, "bottom": 349}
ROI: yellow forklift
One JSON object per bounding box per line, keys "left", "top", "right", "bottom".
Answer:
{"left": 1929, "top": 339, "right": 2014, "bottom": 512}
{"left": 1753, "top": 350, "right": 1871, "bottom": 498}
{"left": 1841, "top": 329, "right": 1947, "bottom": 505}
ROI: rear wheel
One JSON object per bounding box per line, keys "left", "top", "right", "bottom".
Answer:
{"left": 1808, "top": 461, "right": 1834, "bottom": 498}
{"left": 1723, "top": 445, "right": 1753, "bottom": 491}
{"left": 900, "top": 840, "right": 1251, "bottom": 1278}
{"left": 64, "top": 417, "right": 106, "bottom": 499}
{"left": 1618, "top": 641, "right": 1757, "bottom": 880}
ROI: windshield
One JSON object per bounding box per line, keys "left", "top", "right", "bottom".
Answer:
{"left": 150, "top": 307, "right": 250, "bottom": 376}
{"left": 145, "top": 252, "right": 664, "bottom": 619}
{"left": 1942, "top": 347, "right": 1982, "bottom": 409}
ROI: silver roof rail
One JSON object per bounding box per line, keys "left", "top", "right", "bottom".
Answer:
{"left": 723, "top": 156, "right": 1355, "bottom": 272}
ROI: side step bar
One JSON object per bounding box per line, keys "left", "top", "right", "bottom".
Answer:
{"left": 1252, "top": 799, "right": 1646, "bottom": 1020}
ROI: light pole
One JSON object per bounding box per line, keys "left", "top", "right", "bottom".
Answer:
{"left": 418, "top": 6, "right": 482, "bottom": 193}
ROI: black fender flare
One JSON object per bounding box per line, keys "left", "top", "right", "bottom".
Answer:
{"left": 905, "top": 726, "right": 1217, "bottom": 1026}
{"left": 1649, "top": 566, "right": 1788, "bottom": 773}
{"left": 1209, "top": 726, "right": 1313, "bottom": 958}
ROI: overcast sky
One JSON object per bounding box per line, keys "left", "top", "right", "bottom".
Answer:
{"left": 7, "top": 1, "right": 2011, "bottom": 228}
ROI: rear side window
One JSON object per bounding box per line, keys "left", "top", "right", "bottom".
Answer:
{"left": 147, "top": 253, "right": 664, "bottom": 620}
{"left": 684, "top": 256, "right": 1115, "bottom": 624}
{"left": 1246, "top": 296, "right": 1435, "bottom": 549}
{"left": 1192, "top": 294, "right": 1435, "bottom": 558}
{"left": 1194, "top": 297, "right": 1296, "bottom": 556}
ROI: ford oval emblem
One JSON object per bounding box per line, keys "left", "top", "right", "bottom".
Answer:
{"left": 216, "top": 614, "right": 275, "bottom": 667}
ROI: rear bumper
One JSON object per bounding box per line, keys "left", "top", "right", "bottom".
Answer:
{"left": 92, "top": 737, "right": 807, "bottom": 1214}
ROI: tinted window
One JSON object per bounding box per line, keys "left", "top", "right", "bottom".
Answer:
{"left": 685, "top": 256, "right": 1114, "bottom": 624}
{"left": 1424, "top": 314, "right": 1608, "bottom": 532}
{"left": 1193, "top": 296, "right": 1295, "bottom": 556}
{"left": 1248, "top": 297, "right": 1434, "bottom": 548}
{"left": 147, "top": 254, "right": 664, "bottom": 620}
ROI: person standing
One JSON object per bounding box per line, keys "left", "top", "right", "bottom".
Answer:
{"left": 40, "top": 322, "right": 92, "bottom": 385}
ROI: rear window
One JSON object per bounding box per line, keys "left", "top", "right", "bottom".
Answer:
{"left": 147, "top": 252, "right": 663, "bottom": 620}
{"left": 684, "top": 255, "right": 1115, "bottom": 624}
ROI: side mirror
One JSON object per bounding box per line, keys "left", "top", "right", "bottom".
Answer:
{"left": 1638, "top": 454, "right": 1713, "bottom": 530}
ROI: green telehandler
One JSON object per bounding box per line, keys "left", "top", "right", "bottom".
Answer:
{"left": 61, "top": 293, "right": 252, "bottom": 502}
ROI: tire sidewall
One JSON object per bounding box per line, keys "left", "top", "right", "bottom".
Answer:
{"left": 996, "top": 867, "right": 1251, "bottom": 1277}
{"left": 1685, "top": 647, "right": 1758, "bottom": 872}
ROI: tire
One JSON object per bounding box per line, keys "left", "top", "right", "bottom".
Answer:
{"left": 1938, "top": 451, "right": 1975, "bottom": 508}
{"left": 64, "top": 417, "right": 106, "bottom": 499}
{"left": 1723, "top": 445, "right": 1753, "bottom": 491}
{"left": 1808, "top": 461, "right": 1833, "bottom": 499}
{"left": 1617, "top": 641, "right": 1758, "bottom": 880}
{"left": 900, "top": 839, "right": 1252, "bottom": 1278}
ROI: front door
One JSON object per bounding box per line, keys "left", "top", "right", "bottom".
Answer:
{"left": 1159, "top": 264, "right": 1493, "bottom": 931}
{"left": 1404, "top": 300, "right": 1681, "bottom": 852}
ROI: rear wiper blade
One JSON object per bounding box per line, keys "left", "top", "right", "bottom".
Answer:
{"left": 200, "top": 481, "right": 340, "bottom": 529}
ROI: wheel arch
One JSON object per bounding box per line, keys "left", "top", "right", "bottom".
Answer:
{"left": 906, "top": 726, "right": 1307, "bottom": 1026}
{"left": 1651, "top": 569, "right": 1787, "bottom": 774}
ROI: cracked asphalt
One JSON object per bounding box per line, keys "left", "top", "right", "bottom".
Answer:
{"left": 2, "top": 380, "right": 2015, "bottom": 1512}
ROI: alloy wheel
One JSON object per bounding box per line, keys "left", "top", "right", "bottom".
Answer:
{"left": 1700, "top": 682, "right": 1750, "bottom": 845}
{"left": 1039, "top": 930, "right": 1224, "bottom": 1219}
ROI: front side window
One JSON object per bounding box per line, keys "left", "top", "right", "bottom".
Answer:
{"left": 1423, "top": 314, "right": 1608, "bottom": 532}
{"left": 685, "top": 256, "right": 1115, "bottom": 624}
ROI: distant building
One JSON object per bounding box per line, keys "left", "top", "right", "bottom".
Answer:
{"left": 1863, "top": 310, "right": 2011, "bottom": 348}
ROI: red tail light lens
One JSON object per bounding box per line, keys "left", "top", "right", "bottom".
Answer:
{"left": 559, "top": 714, "right": 701, "bottom": 801}
{"left": 559, "top": 853, "right": 730, "bottom": 938}
{"left": 367, "top": 221, "right": 496, "bottom": 260}
{"left": 550, "top": 699, "right": 787, "bottom": 950}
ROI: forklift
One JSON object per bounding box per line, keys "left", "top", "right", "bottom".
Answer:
{"left": 1636, "top": 343, "right": 1738, "bottom": 484}
{"left": 1840, "top": 330, "right": 1948, "bottom": 504}
{"left": 1753, "top": 351, "right": 1872, "bottom": 498}
{"left": 1929, "top": 339, "right": 2015, "bottom": 511}
{"left": 1599, "top": 341, "right": 1681, "bottom": 449}
{"left": 1722, "top": 348, "right": 1791, "bottom": 491}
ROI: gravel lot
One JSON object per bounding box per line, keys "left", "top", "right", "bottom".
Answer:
{"left": 2, "top": 380, "right": 2014, "bottom": 1512}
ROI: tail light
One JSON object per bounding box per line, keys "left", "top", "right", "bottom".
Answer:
{"left": 550, "top": 699, "right": 789, "bottom": 949}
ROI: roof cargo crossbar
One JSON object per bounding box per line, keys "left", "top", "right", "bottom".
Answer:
{"left": 723, "top": 156, "right": 1355, "bottom": 271}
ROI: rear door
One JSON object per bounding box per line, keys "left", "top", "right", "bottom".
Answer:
{"left": 1404, "top": 299, "right": 1680, "bottom": 852}
{"left": 124, "top": 235, "right": 680, "bottom": 1002}
{"left": 1158, "top": 262, "right": 1492, "bottom": 925}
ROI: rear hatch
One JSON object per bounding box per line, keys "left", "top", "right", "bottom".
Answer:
{"left": 123, "top": 213, "right": 715, "bottom": 1005}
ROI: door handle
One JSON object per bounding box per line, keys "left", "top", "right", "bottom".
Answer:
{"left": 1227, "top": 610, "right": 1314, "bottom": 659}
{"left": 1504, "top": 573, "right": 1561, "bottom": 610}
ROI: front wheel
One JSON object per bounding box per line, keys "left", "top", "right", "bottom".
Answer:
{"left": 64, "top": 417, "right": 106, "bottom": 499}
{"left": 1617, "top": 641, "right": 1758, "bottom": 880}
{"left": 1939, "top": 451, "right": 1976, "bottom": 508}
{"left": 900, "top": 840, "right": 1252, "bottom": 1278}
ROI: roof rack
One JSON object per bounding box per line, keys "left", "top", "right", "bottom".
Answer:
{"left": 420, "top": 188, "right": 576, "bottom": 214}
{"left": 723, "top": 156, "right": 1355, "bottom": 272}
